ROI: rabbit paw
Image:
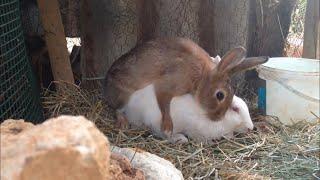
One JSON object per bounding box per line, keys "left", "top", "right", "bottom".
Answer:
{"left": 223, "top": 132, "right": 234, "bottom": 139}
{"left": 169, "top": 133, "right": 189, "bottom": 144}
{"left": 161, "top": 118, "right": 173, "bottom": 138}
{"left": 115, "top": 111, "right": 128, "bottom": 129}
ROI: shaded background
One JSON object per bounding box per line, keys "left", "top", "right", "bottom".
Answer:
{"left": 21, "top": 0, "right": 303, "bottom": 102}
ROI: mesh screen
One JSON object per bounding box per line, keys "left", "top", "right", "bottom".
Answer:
{"left": 0, "top": 0, "right": 43, "bottom": 123}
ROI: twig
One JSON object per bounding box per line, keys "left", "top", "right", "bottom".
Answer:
{"left": 195, "top": 167, "right": 216, "bottom": 180}
{"left": 310, "top": 111, "right": 320, "bottom": 120}
{"left": 277, "top": 13, "right": 285, "bottom": 41}
{"left": 181, "top": 148, "right": 204, "bottom": 163}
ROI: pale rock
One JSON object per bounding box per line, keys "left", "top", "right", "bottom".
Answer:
{"left": 111, "top": 146, "right": 184, "bottom": 180}
{"left": 0, "top": 119, "right": 34, "bottom": 135}
{"left": 1, "top": 115, "right": 110, "bottom": 180}
{"left": 110, "top": 153, "right": 145, "bottom": 180}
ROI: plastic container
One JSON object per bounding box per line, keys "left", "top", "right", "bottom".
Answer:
{"left": 257, "top": 57, "right": 320, "bottom": 125}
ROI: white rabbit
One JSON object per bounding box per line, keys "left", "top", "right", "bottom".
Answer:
{"left": 121, "top": 83, "right": 254, "bottom": 144}
{"left": 170, "top": 89, "right": 254, "bottom": 143}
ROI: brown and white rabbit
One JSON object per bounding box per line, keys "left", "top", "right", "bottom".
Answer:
{"left": 122, "top": 83, "right": 253, "bottom": 144}
{"left": 103, "top": 37, "right": 267, "bottom": 137}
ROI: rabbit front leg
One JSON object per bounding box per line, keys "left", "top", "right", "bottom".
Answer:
{"left": 154, "top": 88, "right": 174, "bottom": 137}
{"left": 154, "top": 78, "right": 188, "bottom": 137}
{"left": 155, "top": 93, "right": 189, "bottom": 144}
{"left": 154, "top": 77, "right": 191, "bottom": 138}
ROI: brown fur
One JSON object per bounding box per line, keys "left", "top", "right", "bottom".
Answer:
{"left": 103, "top": 37, "right": 268, "bottom": 134}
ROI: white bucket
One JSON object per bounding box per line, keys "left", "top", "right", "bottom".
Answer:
{"left": 257, "top": 57, "right": 320, "bottom": 125}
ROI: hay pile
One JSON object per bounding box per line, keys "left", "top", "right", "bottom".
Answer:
{"left": 43, "top": 82, "right": 319, "bottom": 179}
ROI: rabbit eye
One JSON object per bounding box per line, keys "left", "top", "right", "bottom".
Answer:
{"left": 216, "top": 91, "right": 225, "bottom": 101}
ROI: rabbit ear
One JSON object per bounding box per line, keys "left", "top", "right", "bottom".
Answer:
{"left": 228, "top": 56, "right": 269, "bottom": 75}
{"left": 217, "top": 46, "right": 247, "bottom": 74}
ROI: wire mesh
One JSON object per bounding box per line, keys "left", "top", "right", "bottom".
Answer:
{"left": 0, "top": 0, "right": 43, "bottom": 123}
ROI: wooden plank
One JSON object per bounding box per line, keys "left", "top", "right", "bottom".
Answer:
{"left": 36, "top": 0, "right": 74, "bottom": 84}
{"left": 303, "top": 0, "right": 320, "bottom": 59}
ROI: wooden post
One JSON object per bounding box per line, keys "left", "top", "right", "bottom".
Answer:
{"left": 303, "top": 0, "right": 320, "bottom": 59}
{"left": 37, "top": 0, "right": 75, "bottom": 85}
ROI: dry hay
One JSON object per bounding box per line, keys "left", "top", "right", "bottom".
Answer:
{"left": 42, "top": 82, "right": 320, "bottom": 179}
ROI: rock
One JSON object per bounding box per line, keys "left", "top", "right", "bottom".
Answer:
{"left": 0, "top": 119, "right": 34, "bottom": 135}
{"left": 109, "top": 153, "right": 145, "bottom": 180}
{"left": 111, "top": 146, "right": 184, "bottom": 180}
{"left": 1, "top": 115, "right": 110, "bottom": 180}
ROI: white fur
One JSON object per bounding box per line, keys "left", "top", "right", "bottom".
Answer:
{"left": 122, "top": 84, "right": 254, "bottom": 144}
{"left": 211, "top": 55, "right": 221, "bottom": 64}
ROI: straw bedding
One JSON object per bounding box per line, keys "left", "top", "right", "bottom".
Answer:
{"left": 42, "top": 82, "right": 319, "bottom": 179}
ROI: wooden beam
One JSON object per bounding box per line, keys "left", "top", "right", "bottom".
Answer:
{"left": 303, "top": 0, "right": 320, "bottom": 59}
{"left": 37, "top": 0, "right": 74, "bottom": 85}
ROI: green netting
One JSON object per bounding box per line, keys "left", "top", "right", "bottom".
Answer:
{"left": 0, "top": 0, "right": 43, "bottom": 123}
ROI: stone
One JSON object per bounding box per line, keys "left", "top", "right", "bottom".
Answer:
{"left": 109, "top": 153, "right": 145, "bottom": 180}
{"left": 111, "top": 146, "right": 184, "bottom": 180}
{"left": 1, "top": 115, "right": 110, "bottom": 180}
{"left": 0, "top": 119, "right": 34, "bottom": 135}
